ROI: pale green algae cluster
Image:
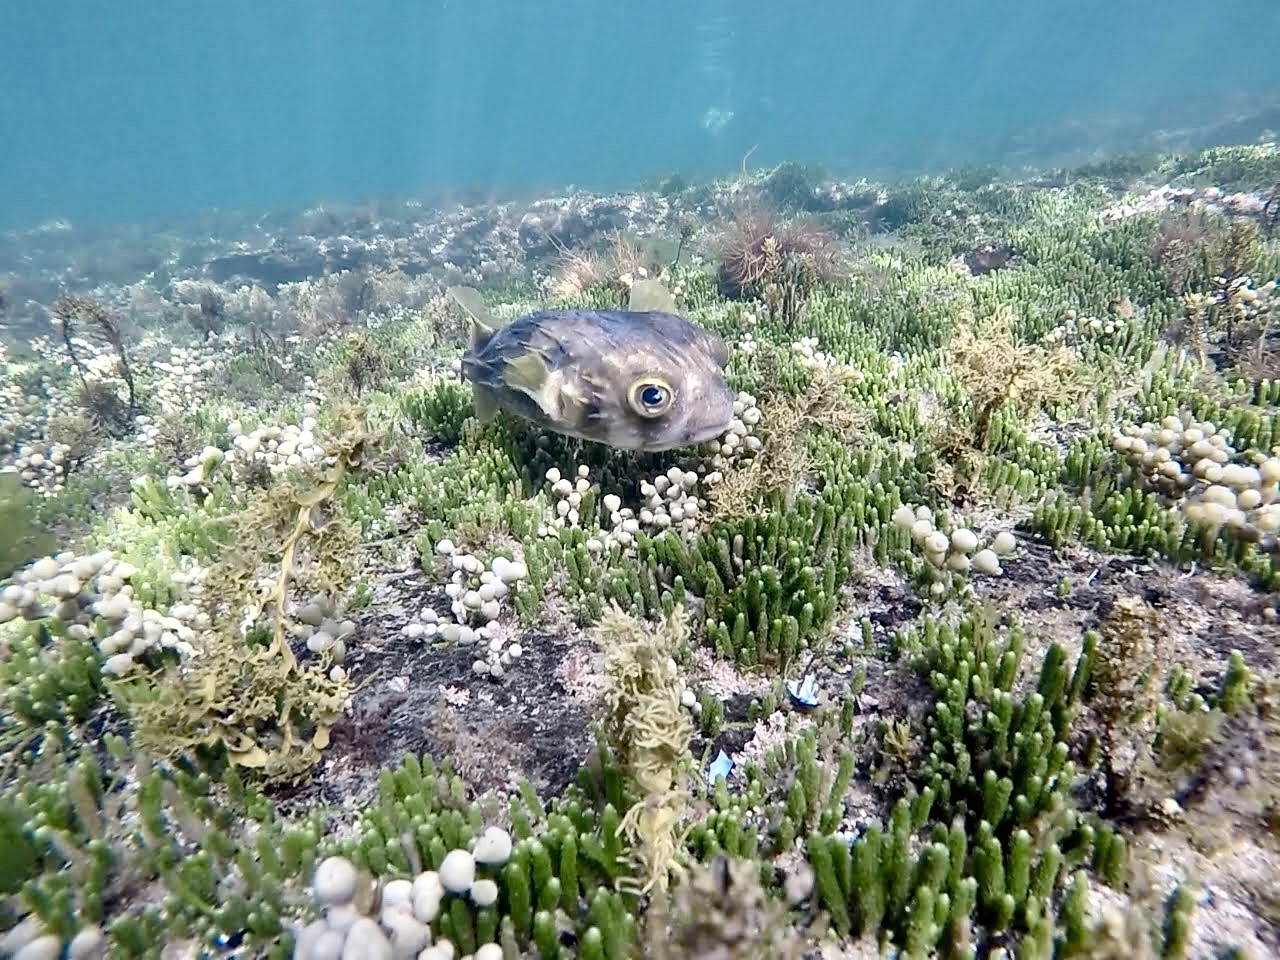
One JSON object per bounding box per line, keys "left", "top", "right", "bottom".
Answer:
{"left": 0, "top": 142, "right": 1279, "bottom": 959}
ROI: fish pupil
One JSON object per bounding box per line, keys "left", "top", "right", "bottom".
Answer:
{"left": 641, "top": 385, "right": 665, "bottom": 407}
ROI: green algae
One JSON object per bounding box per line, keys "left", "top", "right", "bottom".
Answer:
{"left": 1, "top": 141, "right": 1279, "bottom": 957}
{"left": 0, "top": 472, "right": 54, "bottom": 581}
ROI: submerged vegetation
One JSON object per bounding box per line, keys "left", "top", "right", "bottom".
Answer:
{"left": 1, "top": 140, "right": 1280, "bottom": 958}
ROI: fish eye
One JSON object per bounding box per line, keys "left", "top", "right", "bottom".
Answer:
{"left": 629, "top": 377, "right": 674, "bottom": 418}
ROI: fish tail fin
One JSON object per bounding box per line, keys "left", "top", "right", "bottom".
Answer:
{"left": 446, "top": 285, "right": 497, "bottom": 348}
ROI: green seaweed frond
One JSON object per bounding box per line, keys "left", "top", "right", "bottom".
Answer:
{"left": 0, "top": 471, "right": 55, "bottom": 581}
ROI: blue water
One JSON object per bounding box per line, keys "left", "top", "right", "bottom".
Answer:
{"left": 2, "top": 0, "right": 1278, "bottom": 231}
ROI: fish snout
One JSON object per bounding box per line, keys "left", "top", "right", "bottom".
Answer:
{"left": 681, "top": 378, "right": 737, "bottom": 446}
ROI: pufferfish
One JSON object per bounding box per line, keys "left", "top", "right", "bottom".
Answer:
{"left": 447, "top": 280, "right": 735, "bottom": 451}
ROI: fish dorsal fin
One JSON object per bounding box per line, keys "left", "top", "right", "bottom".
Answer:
{"left": 627, "top": 277, "right": 678, "bottom": 314}
{"left": 447, "top": 285, "right": 497, "bottom": 348}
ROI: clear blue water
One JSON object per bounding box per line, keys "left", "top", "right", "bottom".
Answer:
{"left": 2, "top": 0, "right": 1278, "bottom": 230}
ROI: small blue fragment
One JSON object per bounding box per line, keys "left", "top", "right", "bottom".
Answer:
{"left": 213, "top": 929, "right": 245, "bottom": 950}
{"left": 786, "top": 672, "right": 819, "bottom": 709}
{"left": 707, "top": 749, "right": 734, "bottom": 784}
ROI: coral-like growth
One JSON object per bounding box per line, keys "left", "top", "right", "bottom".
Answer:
{"left": 715, "top": 205, "right": 842, "bottom": 327}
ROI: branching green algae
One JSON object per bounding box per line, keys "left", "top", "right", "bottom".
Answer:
{"left": 2, "top": 141, "right": 1280, "bottom": 957}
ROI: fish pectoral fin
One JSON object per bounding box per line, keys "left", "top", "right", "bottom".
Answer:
{"left": 470, "top": 382, "right": 501, "bottom": 422}
{"left": 502, "top": 352, "right": 550, "bottom": 397}
{"left": 504, "top": 352, "right": 593, "bottom": 423}
{"left": 627, "top": 278, "right": 678, "bottom": 314}
{"left": 503, "top": 352, "right": 567, "bottom": 418}
{"left": 447, "top": 285, "right": 497, "bottom": 348}
{"left": 705, "top": 331, "right": 730, "bottom": 369}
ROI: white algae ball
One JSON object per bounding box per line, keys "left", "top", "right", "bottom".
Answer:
{"left": 438, "top": 849, "right": 476, "bottom": 893}
{"left": 411, "top": 870, "right": 446, "bottom": 923}
{"left": 313, "top": 856, "right": 359, "bottom": 906}
{"left": 340, "top": 917, "right": 391, "bottom": 960}
{"left": 13, "top": 937, "right": 62, "bottom": 960}
{"left": 471, "top": 826, "right": 513, "bottom": 865}
{"left": 469, "top": 878, "right": 499, "bottom": 907}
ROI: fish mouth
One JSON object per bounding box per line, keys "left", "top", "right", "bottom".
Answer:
{"left": 680, "top": 418, "right": 735, "bottom": 448}
{"left": 675, "top": 386, "right": 738, "bottom": 448}
{"left": 641, "top": 404, "right": 736, "bottom": 451}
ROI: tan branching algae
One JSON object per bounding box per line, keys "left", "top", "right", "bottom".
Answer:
{"left": 117, "top": 406, "right": 385, "bottom": 782}
{"left": 1087, "top": 595, "right": 1170, "bottom": 804}
{"left": 702, "top": 358, "right": 865, "bottom": 520}
{"left": 715, "top": 205, "right": 843, "bottom": 330}
{"left": 642, "top": 854, "right": 813, "bottom": 960}
{"left": 50, "top": 294, "right": 140, "bottom": 432}
{"left": 549, "top": 230, "right": 673, "bottom": 307}
{"left": 593, "top": 602, "right": 694, "bottom": 897}
{"left": 121, "top": 629, "right": 349, "bottom": 783}
{"left": 935, "top": 302, "right": 1085, "bottom": 494}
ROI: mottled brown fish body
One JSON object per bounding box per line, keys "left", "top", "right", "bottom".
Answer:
{"left": 460, "top": 307, "right": 735, "bottom": 451}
